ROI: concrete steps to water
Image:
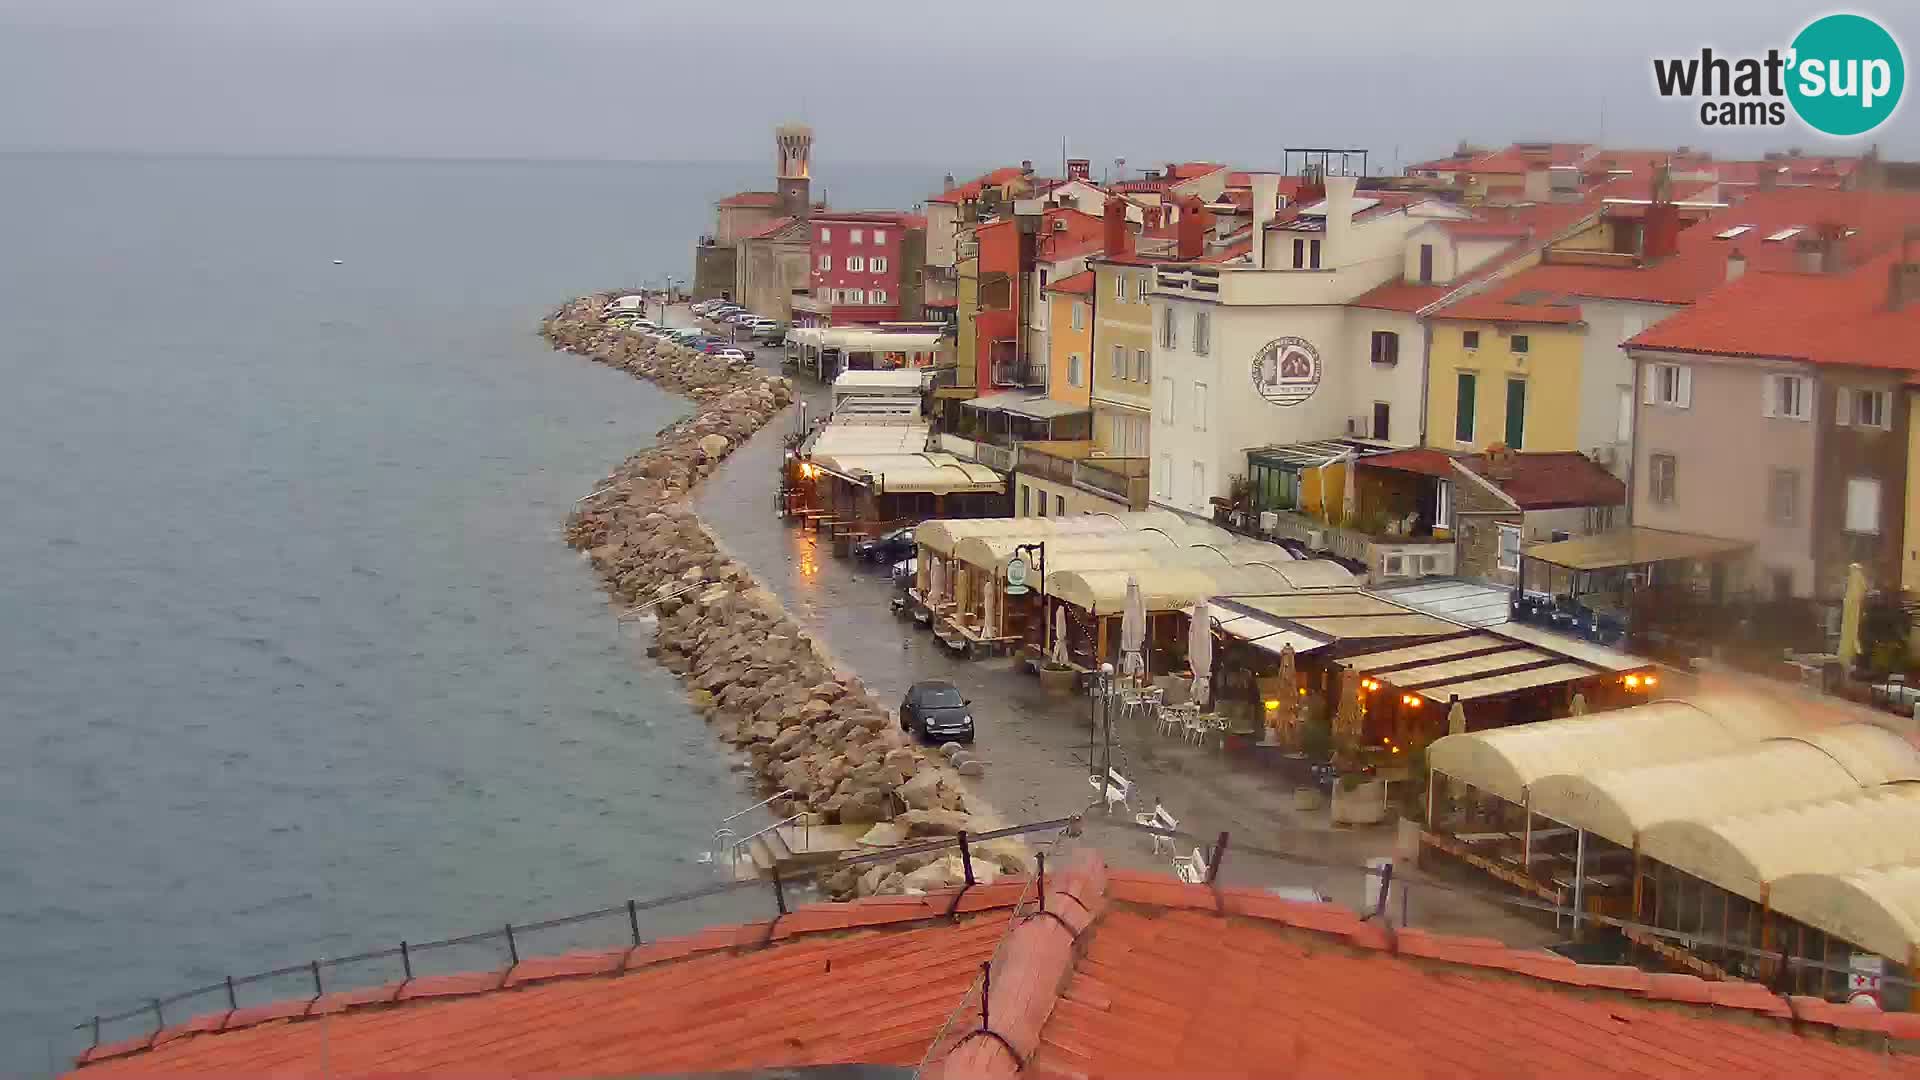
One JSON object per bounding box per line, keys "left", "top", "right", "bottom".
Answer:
{"left": 729, "top": 822, "right": 872, "bottom": 881}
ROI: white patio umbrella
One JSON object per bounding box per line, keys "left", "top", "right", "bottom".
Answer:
{"left": 1188, "top": 599, "right": 1214, "bottom": 705}
{"left": 1569, "top": 692, "right": 1588, "bottom": 718}
{"left": 982, "top": 570, "right": 997, "bottom": 634}
{"left": 1120, "top": 574, "right": 1146, "bottom": 679}
{"left": 1447, "top": 698, "right": 1467, "bottom": 737}
{"left": 928, "top": 558, "right": 945, "bottom": 605}
{"left": 1050, "top": 606, "right": 1069, "bottom": 666}
{"left": 1342, "top": 452, "right": 1359, "bottom": 526}
{"left": 1268, "top": 642, "right": 1298, "bottom": 745}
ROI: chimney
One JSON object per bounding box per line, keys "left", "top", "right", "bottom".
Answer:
{"left": 1251, "top": 174, "right": 1281, "bottom": 269}
{"left": 1726, "top": 248, "right": 1747, "bottom": 283}
{"left": 1890, "top": 227, "right": 1920, "bottom": 310}
{"left": 1176, "top": 195, "right": 1208, "bottom": 260}
{"left": 1324, "top": 174, "right": 1358, "bottom": 267}
{"left": 1103, "top": 196, "right": 1133, "bottom": 259}
{"left": 1523, "top": 165, "right": 1550, "bottom": 203}
{"left": 1020, "top": 160, "right": 1034, "bottom": 175}
{"left": 943, "top": 172, "right": 957, "bottom": 192}
{"left": 1067, "top": 158, "right": 1090, "bottom": 182}
{"left": 1641, "top": 166, "right": 1680, "bottom": 263}
{"left": 1296, "top": 163, "right": 1327, "bottom": 207}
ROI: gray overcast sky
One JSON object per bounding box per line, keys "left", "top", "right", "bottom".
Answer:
{"left": 1, "top": 0, "right": 1913, "bottom": 168}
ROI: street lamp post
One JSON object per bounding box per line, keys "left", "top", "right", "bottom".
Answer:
{"left": 1011, "top": 541, "right": 1046, "bottom": 660}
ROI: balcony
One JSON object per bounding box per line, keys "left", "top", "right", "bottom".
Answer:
{"left": 989, "top": 357, "right": 1047, "bottom": 389}
{"left": 1073, "top": 457, "right": 1150, "bottom": 509}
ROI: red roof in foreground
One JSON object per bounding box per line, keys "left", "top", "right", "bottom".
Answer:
{"left": 1461, "top": 451, "right": 1628, "bottom": 509}
{"left": 717, "top": 190, "right": 782, "bottom": 208}
{"left": 1044, "top": 269, "right": 1095, "bottom": 295}
{"left": 1351, "top": 279, "right": 1452, "bottom": 314}
{"left": 68, "top": 855, "right": 1920, "bottom": 1078}
{"left": 1627, "top": 252, "right": 1920, "bottom": 371}
{"left": 1362, "top": 447, "right": 1458, "bottom": 478}
{"left": 928, "top": 166, "right": 1028, "bottom": 205}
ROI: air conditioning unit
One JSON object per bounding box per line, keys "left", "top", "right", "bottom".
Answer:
{"left": 1589, "top": 445, "right": 1617, "bottom": 467}
{"left": 1259, "top": 511, "right": 1279, "bottom": 532}
{"left": 1052, "top": 219, "right": 1069, "bottom": 232}
{"left": 1305, "top": 529, "right": 1327, "bottom": 550}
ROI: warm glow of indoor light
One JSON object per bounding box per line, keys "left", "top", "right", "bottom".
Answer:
{"left": 1264, "top": 699, "right": 1281, "bottom": 710}
{"left": 1625, "top": 674, "right": 1641, "bottom": 689}
{"left": 1298, "top": 688, "right": 1308, "bottom": 696}
{"left": 1644, "top": 674, "right": 1658, "bottom": 687}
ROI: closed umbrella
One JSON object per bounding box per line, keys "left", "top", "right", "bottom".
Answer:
{"left": 1270, "top": 642, "right": 1298, "bottom": 745}
{"left": 1569, "top": 692, "right": 1588, "bottom": 718}
{"left": 1342, "top": 453, "right": 1359, "bottom": 526}
{"left": 1051, "top": 606, "right": 1069, "bottom": 666}
{"left": 1839, "top": 562, "right": 1867, "bottom": 670}
{"left": 1120, "top": 575, "right": 1146, "bottom": 679}
{"left": 1447, "top": 698, "right": 1467, "bottom": 737}
{"left": 1188, "top": 600, "right": 1213, "bottom": 705}
{"left": 982, "top": 569, "right": 997, "bottom": 635}
{"left": 1336, "top": 676, "right": 1363, "bottom": 740}
{"left": 928, "top": 558, "right": 945, "bottom": 606}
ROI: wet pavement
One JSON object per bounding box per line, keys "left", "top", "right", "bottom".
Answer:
{"left": 682, "top": 319, "right": 1556, "bottom": 946}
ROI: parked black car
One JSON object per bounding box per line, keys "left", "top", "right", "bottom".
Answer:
{"left": 899, "top": 680, "right": 975, "bottom": 743}
{"left": 853, "top": 526, "right": 915, "bottom": 564}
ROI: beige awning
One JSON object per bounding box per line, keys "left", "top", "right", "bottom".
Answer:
{"left": 1426, "top": 692, "right": 1813, "bottom": 805}
{"left": 913, "top": 511, "right": 1191, "bottom": 557}
{"left": 814, "top": 453, "right": 1004, "bottom": 494}
{"left": 1344, "top": 634, "right": 1511, "bottom": 672}
{"left": 809, "top": 423, "right": 930, "bottom": 457}
{"left": 1770, "top": 864, "right": 1920, "bottom": 965}
{"left": 1522, "top": 526, "right": 1750, "bottom": 571}
{"left": 1525, "top": 725, "right": 1920, "bottom": 847}
{"left": 1639, "top": 782, "right": 1920, "bottom": 904}
{"left": 1414, "top": 661, "right": 1608, "bottom": 704}
{"left": 1051, "top": 563, "right": 1310, "bottom": 613}
{"left": 1205, "top": 608, "right": 1331, "bottom": 657}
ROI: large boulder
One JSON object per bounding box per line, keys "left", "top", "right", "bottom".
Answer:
{"left": 898, "top": 769, "right": 945, "bottom": 811}
{"left": 896, "top": 809, "right": 975, "bottom": 837}
{"left": 699, "top": 434, "right": 730, "bottom": 458}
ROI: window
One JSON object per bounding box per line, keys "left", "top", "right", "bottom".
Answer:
{"left": 1037, "top": 487, "right": 1048, "bottom": 516}
{"left": 1765, "top": 374, "right": 1810, "bottom": 420}
{"left": 1160, "top": 305, "right": 1178, "bottom": 349}
{"left": 1137, "top": 348, "right": 1150, "bottom": 383}
{"left": 1419, "top": 244, "right": 1434, "bottom": 283}
{"left": 1497, "top": 524, "right": 1522, "bottom": 573}
{"left": 871, "top": 256, "right": 888, "bottom": 274}
{"left": 846, "top": 255, "right": 864, "bottom": 272}
{"left": 1135, "top": 275, "right": 1148, "bottom": 303}
{"left": 1846, "top": 477, "right": 1882, "bottom": 534}
{"left": 1068, "top": 354, "right": 1083, "bottom": 387}
{"left": 846, "top": 288, "right": 865, "bottom": 304}
{"left": 1839, "top": 387, "right": 1892, "bottom": 429}
{"left": 817, "top": 254, "right": 831, "bottom": 271}
{"left": 1435, "top": 480, "right": 1453, "bottom": 530}
{"left": 1505, "top": 378, "right": 1527, "bottom": 449}
{"left": 870, "top": 289, "right": 887, "bottom": 304}
{"left": 1194, "top": 383, "right": 1209, "bottom": 432}
{"left": 1192, "top": 462, "right": 1206, "bottom": 508}
{"left": 849, "top": 229, "right": 864, "bottom": 245}
{"left": 1372, "top": 401, "right": 1391, "bottom": 440}
{"left": 1115, "top": 273, "right": 1126, "bottom": 301}
{"left": 1292, "top": 238, "right": 1306, "bottom": 269}
{"left": 1071, "top": 302, "right": 1086, "bottom": 331}
{"left": 1767, "top": 467, "right": 1799, "bottom": 526}
{"left": 872, "top": 229, "right": 886, "bottom": 245}
{"left": 1646, "top": 362, "right": 1692, "bottom": 408}
{"left": 819, "top": 228, "right": 831, "bottom": 242}
{"left": 1309, "top": 238, "right": 1322, "bottom": 269}
{"left": 1370, "top": 331, "right": 1399, "bottom": 367}
{"left": 1462, "top": 329, "right": 1481, "bottom": 350}
{"left": 1019, "top": 485, "right": 1030, "bottom": 516}
{"left": 1193, "top": 310, "right": 1210, "bottom": 356}
{"left": 1056, "top": 494, "right": 1065, "bottom": 516}
{"left": 1110, "top": 344, "right": 1124, "bottom": 378}
{"left": 1455, "top": 372, "right": 1477, "bottom": 443}
{"left": 1157, "top": 453, "right": 1173, "bottom": 498}
{"left": 1160, "top": 377, "right": 1176, "bottom": 425}
{"left": 1649, "top": 453, "right": 1678, "bottom": 504}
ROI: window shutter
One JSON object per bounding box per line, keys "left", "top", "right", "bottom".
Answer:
{"left": 1677, "top": 367, "right": 1692, "bottom": 409}
{"left": 1836, "top": 387, "right": 1852, "bottom": 426}
{"left": 1643, "top": 369, "right": 1657, "bottom": 405}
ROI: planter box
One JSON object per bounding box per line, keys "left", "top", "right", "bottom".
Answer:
{"left": 1292, "top": 786, "right": 1325, "bottom": 812}
{"left": 1330, "top": 779, "right": 1388, "bottom": 825}
{"left": 1038, "top": 665, "right": 1077, "bottom": 696}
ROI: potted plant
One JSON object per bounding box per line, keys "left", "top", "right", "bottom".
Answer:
{"left": 1038, "top": 657, "right": 1077, "bottom": 695}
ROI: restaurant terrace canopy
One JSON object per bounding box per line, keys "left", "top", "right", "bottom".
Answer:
{"left": 810, "top": 453, "right": 1005, "bottom": 495}
{"left": 1769, "top": 864, "right": 1920, "bottom": 972}
{"left": 1638, "top": 784, "right": 1920, "bottom": 904}
{"left": 1520, "top": 526, "right": 1750, "bottom": 571}
{"left": 914, "top": 511, "right": 1192, "bottom": 558}
{"left": 1049, "top": 562, "right": 1355, "bottom": 615}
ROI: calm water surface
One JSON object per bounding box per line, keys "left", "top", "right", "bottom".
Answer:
{"left": 0, "top": 153, "right": 923, "bottom": 1073}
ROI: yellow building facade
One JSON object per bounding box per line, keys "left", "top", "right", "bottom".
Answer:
{"left": 1424, "top": 320, "right": 1584, "bottom": 454}
{"left": 1044, "top": 272, "right": 1096, "bottom": 410}
{"left": 954, "top": 253, "right": 981, "bottom": 390}
{"left": 1088, "top": 258, "right": 1157, "bottom": 457}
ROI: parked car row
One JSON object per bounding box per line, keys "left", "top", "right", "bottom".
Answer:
{"left": 601, "top": 315, "right": 747, "bottom": 362}
{"left": 692, "top": 300, "right": 785, "bottom": 343}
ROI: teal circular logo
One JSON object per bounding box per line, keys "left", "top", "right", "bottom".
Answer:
{"left": 1788, "top": 14, "right": 1905, "bottom": 136}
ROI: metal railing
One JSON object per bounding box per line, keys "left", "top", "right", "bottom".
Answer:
{"left": 1072, "top": 457, "right": 1148, "bottom": 505}
{"left": 72, "top": 816, "right": 1079, "bottom": 1056}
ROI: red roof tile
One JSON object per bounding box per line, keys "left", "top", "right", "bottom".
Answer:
{"left": 718, "top": 190, "right": 782, "bottom": 208}
{"left": 67, "top": 857, "right": 1920, "bottom": 1079}
{"left": 1627, "top": 252, "right": 1920, "bottom": 371}
{"left": 1433, "top": 278, "right": 1586, "bottom": 324}
{"left": 1363, "top": 448, "right": 1457, "bottom": 478}
{"left": 928, "top": 167, "right": 1028, "bottom": 205}
{"left": 1460, "top": 451, "right": 1627, "bottom": 509}
{"left": 739, "top": 214, "right": 799, "bottom": 241}
{"left": 1467, "top": 143, "right": 1596, "bottom": 176}
{"left": 1045, "top": 270, "right": 1095, "bottom": 295}
{"left": 1351, "top": 279, "right": 1451, "bottom": 314}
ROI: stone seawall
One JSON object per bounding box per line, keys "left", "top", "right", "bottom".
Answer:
{"left": 543, "top": 295, "right": 1017, "bottom": 898}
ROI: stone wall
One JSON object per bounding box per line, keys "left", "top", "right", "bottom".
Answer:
{"left": 542, "top": 295, "right": 1012, "bottom": 899}
{"left": 691, "top": 244, "right": 737, "bottom": 302}
{"left": 1453, "top": 472, "right": 1521, "bottom": 586}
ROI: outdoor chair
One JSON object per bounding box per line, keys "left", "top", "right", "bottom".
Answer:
{"left": 1183, "top": 711, "right": 1210, "bottom": 745}
{"left": 1132, "top": 802, "right": 1180, "bottom": 855}
{"left": 1173, "top": 845, "right": 1211, "bottom": 884}
{"left": 1089, "top": 768, "right": 1132, "bottom": 814}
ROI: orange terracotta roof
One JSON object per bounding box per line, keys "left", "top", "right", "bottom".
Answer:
{"left": 1467, "top": 142, "right": 1596, "bottom": 176}
{"left": 718, "top": 191, "right": 782, "bottom": 208}
{"left": 67, "top": 856, "right": 1920, "bottom": 1078}
{"left": 1627, "top": 253, "right": 1920, "bottom": 371}
{"left": 1351, "top": 279, "right": 1451, "bottom": 313}
{"left": 1362, "top": 447, "right": 1458, "bottom": 478}
{"left": 1460, "top": 450, "right": 1627, "bottom": 509}
{"left": 928, "top": 167, "right": 1028, "bottom": 205}
{"left": 1433, "top": 278, "right": 1586, "bottom": 325}
{"left": 1045, "top": 270, "right": 1095, "bottom": 295}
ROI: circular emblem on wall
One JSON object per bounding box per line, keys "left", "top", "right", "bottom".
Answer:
{"left": 1250, "top": 336, "right": 1323, "bottom": 407}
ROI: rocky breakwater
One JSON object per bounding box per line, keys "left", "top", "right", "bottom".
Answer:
{"left": 543, "top": 295, "right": 1022, "bottom": 899}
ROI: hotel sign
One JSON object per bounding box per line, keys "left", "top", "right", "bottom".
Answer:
{"left": 1251, "top": 336, "right": 1323, "bottom": 407}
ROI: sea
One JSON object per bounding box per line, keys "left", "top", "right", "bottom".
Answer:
{"left": 0, "top": 152, "right": 927, "bottom": 1075}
